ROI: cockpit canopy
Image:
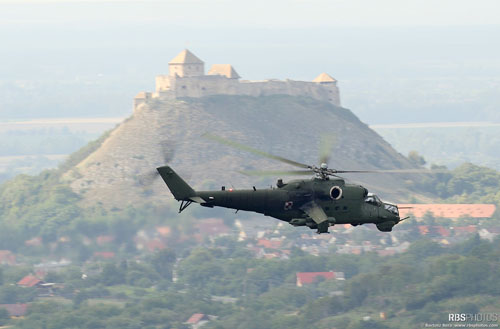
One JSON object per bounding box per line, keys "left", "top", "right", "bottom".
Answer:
{"left": 364, "top": 194, "right": 382, "bottom": 206}
{"left": 365, "top": 194, "right": 399, "bottom": 215}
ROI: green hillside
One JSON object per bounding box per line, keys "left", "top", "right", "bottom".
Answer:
{"left": 1, "top": 95, "right": 499, "bottom": 329}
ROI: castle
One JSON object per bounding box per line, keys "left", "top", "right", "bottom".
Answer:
{"left": 134, "top": 49, "right": 341, "bottom": 110}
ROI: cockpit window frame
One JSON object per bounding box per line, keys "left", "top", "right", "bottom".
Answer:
{"left": 364, "top": 195, "right": 381, "bottom": 206}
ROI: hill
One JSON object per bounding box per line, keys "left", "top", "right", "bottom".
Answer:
{"left": 62, "top": 95, "right": 421, "bottom": 208}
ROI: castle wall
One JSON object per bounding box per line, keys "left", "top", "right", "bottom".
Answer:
{"left": 150, "top": 75, "right": 341, "bottom": 108}
{"left": 156, "top": 75, "right": 171, "bottom": 91}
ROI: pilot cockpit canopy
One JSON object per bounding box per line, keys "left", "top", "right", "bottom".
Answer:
{"left": 365, "top": 193, "right": 382, "bottom": 206}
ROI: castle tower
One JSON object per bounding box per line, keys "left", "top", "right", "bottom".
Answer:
{"left": 313, "top": 73, "right": 341, "bottom": 106}
{"left": 313, "top": 73, "right": 337, "bottom": 84}
{"left": 168, "top": 49, "right": 204, "bottom": 77}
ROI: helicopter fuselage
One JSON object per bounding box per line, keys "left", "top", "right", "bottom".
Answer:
{"left": 157, "top": 165, "right": 402, "bottom": 234}
{"left": 195, "top": 177, "right": 401, "bottom": 232}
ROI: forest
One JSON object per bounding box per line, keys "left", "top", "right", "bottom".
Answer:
{"left": 0, "top": 144, "right": 499, "bottom": 328}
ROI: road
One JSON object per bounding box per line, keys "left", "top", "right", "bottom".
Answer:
{"left": 370, "top": 121, "right": 500, "bottom": 129}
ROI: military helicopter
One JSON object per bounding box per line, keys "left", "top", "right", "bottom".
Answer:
{"left": 156, "top": 134, "right": 417, "bottom": 234}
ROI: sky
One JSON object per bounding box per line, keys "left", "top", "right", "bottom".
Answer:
{"left": 0, "top": 0, "right": 499, "bottom": 123}
{"left": 1, "top": 0, "right": 500, "bottom": 28}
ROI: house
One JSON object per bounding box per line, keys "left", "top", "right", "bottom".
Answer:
{"left": 96, "top": 235, "right": 115, "bottom": 245}
{"left": 24, "top": 237, "right": 42, "bottom": 247}
{"left": 92, "top": 251, "right": 115, "bottom": 260}
{"left": 336, "top": 245, "right": 363, "bottom": 255}
{"left": 418, "top": 225, "right": 450, "bottom": 237}
{"left": 398, "top": 204, "right": 496, "bottom": 219}
{"left": 257, "top": 239, "right": 282, "bottom": 249}
{"left": 453, "top": 225, "right": 478, "bottom": 235}
{"left": 185, "top": 313, "right": 210, "bottom": 329}
{"left": 34, "top": 259, "right": 71, "bottom": 272}
{"left": 195, "top": 218, "right": 230, "bottom": 237}
{"left": 145, "top": 239, "right": 166, "bottom": 252}
{"left": 296, "top": 271, "right": 345, "bottom": 287}
{"left": 17, "top": 275, "right": 43, "bottom": 288}
{"left": 0, "top": 304, "right": 28, "bottom": 318}
{"left": 377, "top": 249, "right": 396, "bottom": 257}
{"left": 479, "top": 227, "right": 500, "bottom": 241}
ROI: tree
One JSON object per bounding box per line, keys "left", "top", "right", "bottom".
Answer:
{"left": 151, "top": 249, "right": 176, "bottom": 280}
{"left": 0, "top": 308, "right": 9, "bottom": 325}
{"left": 100, "top": 263, "right": 126, "bottom": 286}
{"left": 347, "top": 319, "right": 391, "bottom": 329}
{"left": 408, "top": 151, "right": 426, "bottom": 166}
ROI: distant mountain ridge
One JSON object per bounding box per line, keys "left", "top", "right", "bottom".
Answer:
{"left": 63, "top": 95, "right": 421, "bottom": 208}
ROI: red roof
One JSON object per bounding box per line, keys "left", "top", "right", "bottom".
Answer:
{"left": 435, "top": 226, "right": 451, "bottom": 237}
{"left": 399, "top": 204, "right": 496, "bottom": 219}
{"left": 186, "top": 313, "right": 207, "bottom": 324}
{"left": 156, "top": 226, "right": 171, "bottom": 237}
{"left": 0, "top": 304, "right": 28, "bottom": 317}
{"left": 378, "top": 250, "right": 397, "bottom": 257}
{"left": 93, "top": 251, "right": 115, "bottom": 259}
{"left": 418, "top": 226, "right": 450, "bottom": 237}
{"left": 453, "top": 225, "right": 477, "bottom": 234}
{"left": 257, "top": 239, "right": 282, "bottom": 249}
{"left": 195, "top": 218, "right": 229, "bottom": 236}
{"left": 17, "top": 275, "right": 41, "bottom": 287}
{"left": 418, "top": 226, "right": 429, "bottom": 235}
{"left": 96, "top": 235, "right": 115, "bottom": 245}
{"left": 146, "top": 239, "right": 166, "bottom": 252}
{"left": 296, "top": 272, "right": 336, "bottom": 286}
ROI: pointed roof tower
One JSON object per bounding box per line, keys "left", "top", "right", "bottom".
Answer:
{"left": 313, "top": 73, "right": 337, "bottom": 83}
{"left": 207, "top": 64, "right": 241, "bottom": 79}
{"left": 168, "top": 49, "right": 205, "bottom": 77}
{"left": 169, "top": 49, "right": 204, "bottom": 64}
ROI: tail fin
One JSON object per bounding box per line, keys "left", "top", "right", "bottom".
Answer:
{"left": 157, "top": 166, "right": 196, "bottom": 201}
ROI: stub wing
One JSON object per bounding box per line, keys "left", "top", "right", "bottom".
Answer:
{"left": 300, "top": 201, "right": 328, "bottom": 225}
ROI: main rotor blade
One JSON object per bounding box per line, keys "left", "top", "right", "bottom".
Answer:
{"left": 239, "top": 170, "right": 314, "bottom": 176}
{"left": 319, "top": 134, "right": 336, "bottom": 165}
{"left": 334, "top": 169, "right": 450, "bottom": 174}
{"left": 203, "top": 133, "right": 310, "bottom": 169}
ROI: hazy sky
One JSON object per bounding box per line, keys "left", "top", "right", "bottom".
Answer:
{"left": 1, "top": 0, "right": 499, "bottom": 123}
{"left": 2, "top": 0, "right": 500, "bottom": 27}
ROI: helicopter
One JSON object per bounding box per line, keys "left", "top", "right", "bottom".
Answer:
{"left": 156, "top": 134, "right": 417, "bottom": 234}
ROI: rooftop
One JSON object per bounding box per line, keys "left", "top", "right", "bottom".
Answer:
{"left": 296, "top": 271, "right": 338, "bottom": 286}
{"left": 17, "top": 275, "right": 42, "bottom": 287}
{"left": 208, "top": 64, "right": 241, "bottom": 79}
{"left": 398, "top": 204, "right": 496, "bottom": 219}
{"left": 186, "top": 313, "right": 207, "bottom": 324}
{"left": 169, "top": 49, "right": 204, "bottom": 65}
{"left": 0, "top": 304, "right": 28, "bottom": 317}
{"left": 313, "top": 72, "right": 336, "bottom": 83}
